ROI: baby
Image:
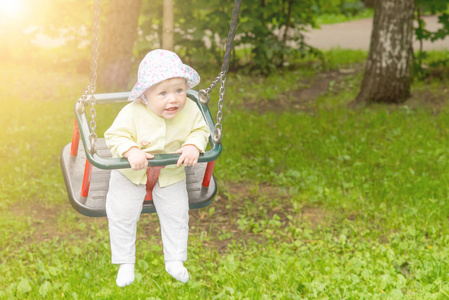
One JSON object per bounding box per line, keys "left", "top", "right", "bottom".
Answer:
{"left": 104, "top": 49, "right": 210, "bottom": 287}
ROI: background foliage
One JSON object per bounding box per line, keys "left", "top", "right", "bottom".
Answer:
{"left": 415, "top": 0, "right": 449, "bottom": 76}
{"left": 3, "top": 0, "right": 447, "bottom": 76}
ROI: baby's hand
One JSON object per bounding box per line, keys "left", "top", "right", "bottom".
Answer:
{"left": 176, "top": 145, "right": 200, "bottom": 167}
{"left": 124, "top": 147, "right": 154, "bottom": 170}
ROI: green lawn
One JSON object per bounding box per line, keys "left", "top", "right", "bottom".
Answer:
{"left": 1, "top": 50, "right": 449, "bottom": 299}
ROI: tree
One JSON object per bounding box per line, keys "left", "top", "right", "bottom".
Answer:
{"left": 98, "top": 0, "right": 142, "bottom": 91}
{"left": 239, "top": 0, "right": 316, "bottom": 74}
{"left": 162, "top": 0, "right": 174, "bottom": 51}
{"left": 355, "top": 0, "right": 415, "bottom": 104}
{"left": 414, "top": 0, "right": 449, "bottom": 75}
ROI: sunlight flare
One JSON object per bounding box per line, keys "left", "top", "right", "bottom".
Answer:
{"left": 0, "top": 0, "right": 23, "bottom": 18}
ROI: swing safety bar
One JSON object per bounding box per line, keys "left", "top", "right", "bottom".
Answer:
{"left": 77, "top": 154, "right": 217, "bottom": 199}
{"left": 73, "top": 90, "right": 222, "bottom": 170}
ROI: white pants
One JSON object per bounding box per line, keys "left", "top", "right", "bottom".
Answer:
{"left": 106, "top": 170, "right": 189, "bottom": 264}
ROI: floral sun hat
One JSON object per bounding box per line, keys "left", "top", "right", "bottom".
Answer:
{"left": 128, "top": 49, "right": 200, "bottom": 102}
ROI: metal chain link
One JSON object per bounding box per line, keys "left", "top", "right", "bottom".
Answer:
{"left": 88, "top": 86, "right": 98, "bottom": 151}
{"left": 198, "top": 72, "right": 224, "bottom": 104}
{"left": 76, "top": 89, "right": 89, "bottom": 114}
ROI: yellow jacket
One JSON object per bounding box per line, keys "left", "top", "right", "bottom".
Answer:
{"left": 104, "top": 98, "right": 210, "bottom": 187}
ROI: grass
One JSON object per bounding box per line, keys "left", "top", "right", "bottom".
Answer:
{"left": 1, "top": 49, "right": 449, "bottom": 299}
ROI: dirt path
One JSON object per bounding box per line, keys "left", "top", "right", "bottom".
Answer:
{"left": 304, "top": 15, "right": 448, "bottom": 51}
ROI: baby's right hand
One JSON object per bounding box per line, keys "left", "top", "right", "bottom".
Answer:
{"left": 123, "top": 147, "right": 154, "bottom": 170}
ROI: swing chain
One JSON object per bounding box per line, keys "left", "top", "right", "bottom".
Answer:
{"left": 88, "top": 87, "right": 98, "bottom": 152}
{"left": 79, "top": 0, "right": 239, "bottom": 150}
{"left": 213, "top": 73, "right": 226, "bottom": 144}
{"left": 199, "top": 0, "right": 240, "bottom": 144}
{"left": 198, "top": 71, "right": 226, "bottom": 144}
{"left": 221, "top": 0, "right": 241, "bottom": 74}
{"left": 84, "top": 0, "right": 101, "bottom": 154}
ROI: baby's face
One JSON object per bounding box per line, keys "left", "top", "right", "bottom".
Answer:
{"left": 143, "top": 78, "right": 187, "bottom": 119}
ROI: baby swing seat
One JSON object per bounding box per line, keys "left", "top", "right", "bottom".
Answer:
{"left": 60, "top": 90, "right": 221, "bottom": 217}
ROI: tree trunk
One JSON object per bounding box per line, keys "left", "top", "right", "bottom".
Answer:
{"left": 361, "top": 0, "right": 375, "bottom": 9}
{"left": 98, "top": 0, "right": 142, "bottom": 92}
{"left": 355, "top": 0, "right": 415, "bottom": 104}
{"left": 282, "top": 1, "right": 294, "bottom": 44}
{"left": 162, "top": 0, "right": 174, "bottom": 51}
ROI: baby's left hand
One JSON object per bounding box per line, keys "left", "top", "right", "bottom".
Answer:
{"left": 176, "top": 145, "right": 200, "bottom": 167}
